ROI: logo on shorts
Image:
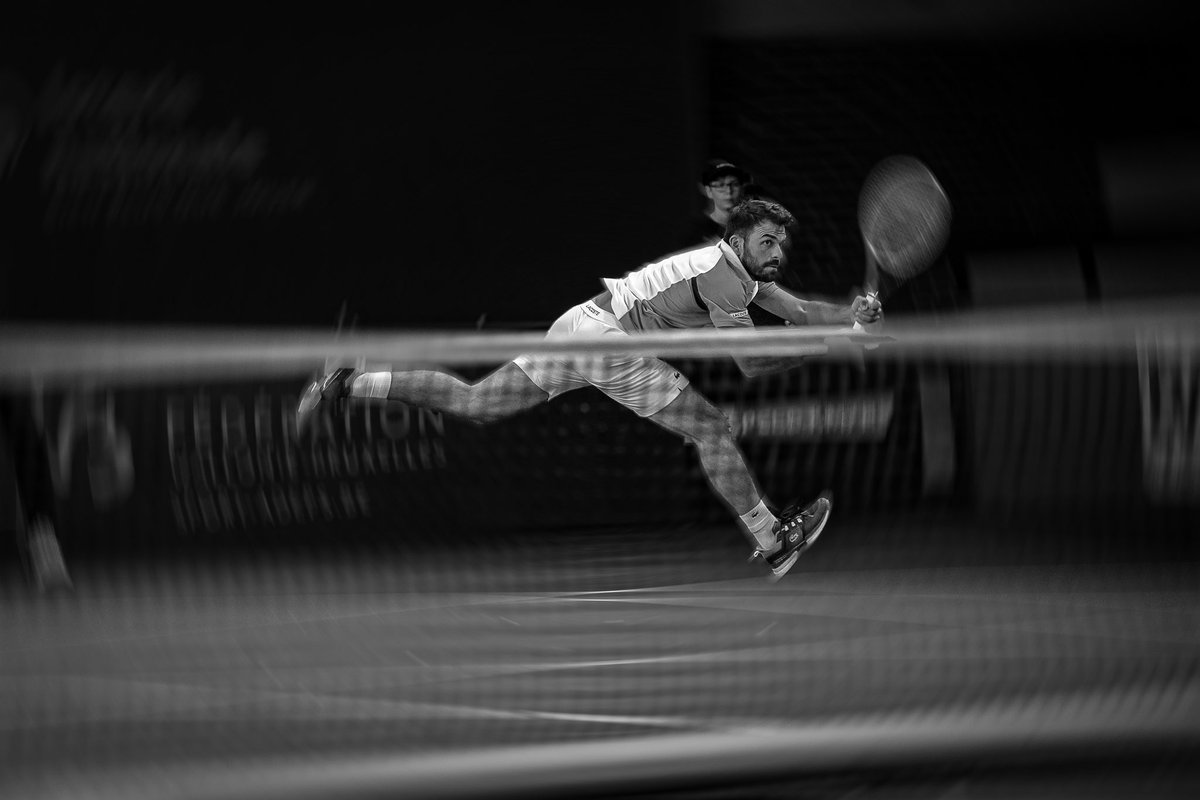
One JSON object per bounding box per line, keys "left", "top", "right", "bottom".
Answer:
{"left": 729, "top": 310, "right": 749, "bottom": 319}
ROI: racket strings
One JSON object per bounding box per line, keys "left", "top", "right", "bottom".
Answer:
{"left": 859, "top": 156, "right": 952, "bottom": 280}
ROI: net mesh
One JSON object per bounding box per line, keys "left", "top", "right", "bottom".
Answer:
{"left": 1, "top": 305, "right": 1198, "bottom": 798}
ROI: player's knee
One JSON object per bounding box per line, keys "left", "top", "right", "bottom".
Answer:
{"left": 681, "top": 406, "right": 735, "bottom": 448}
{"left": 464, "top": 392, "right": 504, "bottom": 424}
{"left": 465, "top": 390, "right": 531, "bottom": 425}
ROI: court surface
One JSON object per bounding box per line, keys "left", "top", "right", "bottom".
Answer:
{"left": 2, "top": 515, "right": 1198, "bottom": 799}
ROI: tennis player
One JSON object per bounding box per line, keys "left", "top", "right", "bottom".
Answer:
{"left": 298, "top": 199, "right": 881, "bottom": 578}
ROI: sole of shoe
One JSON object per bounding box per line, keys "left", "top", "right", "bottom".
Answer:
{"left": 295, "top": 382, "right": 323, "bottom": 435}
{"left": 766, "top": 551, "right": 800, "bottom": 582}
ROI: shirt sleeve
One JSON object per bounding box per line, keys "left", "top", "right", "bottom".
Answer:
{"left": 753, "top": 281, "right": 782, "bottom": 303}
{"left": 694, "top": 268, "right": 754, "bottom": 329}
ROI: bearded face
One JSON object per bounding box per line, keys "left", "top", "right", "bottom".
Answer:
{"left": 733, "top": 221, "right": 787, "bottom": 282}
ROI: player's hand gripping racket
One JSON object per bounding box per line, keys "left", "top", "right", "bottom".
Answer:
{"left": 854, "top": 155, "right": 953, "bottom": 330}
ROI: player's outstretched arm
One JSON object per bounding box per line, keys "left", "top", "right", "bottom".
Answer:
{"left": 753, "top": 284, "right": 881, "bottom": 326}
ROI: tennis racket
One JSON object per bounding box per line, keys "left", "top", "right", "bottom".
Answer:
{"left": 857, "top": 155, "right": 953, "bottom": 316}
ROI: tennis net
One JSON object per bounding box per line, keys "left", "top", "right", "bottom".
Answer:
{"left": 1, "top": 301, "right": 1198, "bottom": 799}
{"left": 1, "top": 298, "right": 1196, "bottom": 559}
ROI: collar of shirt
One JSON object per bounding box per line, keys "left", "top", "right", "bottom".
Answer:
{"left": 717, "top": 239, "right": 755, "bottom": 284}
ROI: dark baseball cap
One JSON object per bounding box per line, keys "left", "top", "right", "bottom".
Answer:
{"left": 701, "top": 159, "right": 750, "bottom": 185}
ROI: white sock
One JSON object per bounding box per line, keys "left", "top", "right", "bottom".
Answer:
{"left": 350, "top": 371, "right": 392, "bottom": 400}
{"left": 739, "top": 500, "right": 778, "bottom": 550}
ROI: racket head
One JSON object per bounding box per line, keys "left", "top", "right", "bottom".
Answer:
{"left": 858, "top": 155, "right": 952, "bottom": 280}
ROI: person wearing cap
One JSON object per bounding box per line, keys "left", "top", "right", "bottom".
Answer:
{"left": 680, "top": 159, "right": 751, "bottom": 250}
{"left": 671, "top": 159, "right": 793, "bottom": 326}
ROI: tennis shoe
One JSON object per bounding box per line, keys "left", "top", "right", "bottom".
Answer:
{"left": 751, "top": 491, "right": 832, "bottom": 581}
{"left": 296, "top": 367, "right": 359, "bottom": 435}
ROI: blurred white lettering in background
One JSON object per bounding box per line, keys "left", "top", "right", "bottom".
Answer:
{"left": 4, "top": 64, "right": 315, "bottom": 229}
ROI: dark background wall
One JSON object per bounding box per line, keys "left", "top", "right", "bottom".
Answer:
{"left": 698, "top": 1, "right": 1200, "bottom": 312}
{"left": 2, "top": 2, "right": 1197, "bottom": 329}
{"left": 0, "top": 3, "right": 702, "bottom": 329}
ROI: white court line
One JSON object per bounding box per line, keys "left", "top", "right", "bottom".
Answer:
{"left": 519, "top": 710, "right": 695, "bottom": 728}
{"left": 554, "top": 562, "right": 1200, "bottom": 598}
{"left": 9, "top": 586, "right": 1186, "bottom": 711}
{"left": 552, "top": 580, "right": 1199, "bottom": 637}
{"left": 0, "top": 671, "right": 703, "bottom": 734}
{"left": 0, "top": 591, "right": 589, "bottom": 655}
{"left": 545, "top": 599, "right": 1193, "bottom": 664}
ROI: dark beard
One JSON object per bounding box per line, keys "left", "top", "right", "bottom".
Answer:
{"left": 747, "top": 260, "right": 781, "bottom": 281}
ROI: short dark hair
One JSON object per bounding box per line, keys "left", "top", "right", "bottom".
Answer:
{"left": 724, "top": 198, "right": 795, "bottom": 243}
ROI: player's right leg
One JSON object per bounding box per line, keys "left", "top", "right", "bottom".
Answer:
{"left": 297, "top": 362, "right": 549, "bottom": 434}
{"left": 297, "top": 302, "right": 608, "bottom": 434}
{"left": 380, "top": 363, "right": 550, "bottom": 423}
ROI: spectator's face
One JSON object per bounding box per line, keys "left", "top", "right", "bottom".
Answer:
{"left": 732, "top": 222, "right": 786, "bottom": 282}
{"left": 704, "top": 176, "right": 744, "bottom": 212}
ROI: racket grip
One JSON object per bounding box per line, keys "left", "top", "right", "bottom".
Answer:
{"left": 854, "top": 292, "right": 884, "bottom": 339}
{"left": 854, "top": 291, "right": 882, "bottom": 328}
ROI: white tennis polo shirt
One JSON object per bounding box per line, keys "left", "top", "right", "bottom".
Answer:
{"left": 602, "top": 240, "right": 782, "bottom": 332}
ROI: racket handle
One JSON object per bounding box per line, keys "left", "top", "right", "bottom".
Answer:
{"left": 854, "top": 292, "right": 884, "bottom": 335}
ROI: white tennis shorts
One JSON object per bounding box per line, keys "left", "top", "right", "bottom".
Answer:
{"left": 514, "top": 301, "right": 689, "bottom": 417}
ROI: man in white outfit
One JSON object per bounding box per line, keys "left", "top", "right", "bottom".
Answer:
{"left": 298, "top": 199, "right": 882, "bottom": 579}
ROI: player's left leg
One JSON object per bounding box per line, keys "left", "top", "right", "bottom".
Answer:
{"left": 647, "top": 386, "right": 832, "bottom": 579}
{"left": 646, "top": 386, "right": 763, "bottom": 518}
{"left": 578, "top": 349, "right": 830, "bottom": 575}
